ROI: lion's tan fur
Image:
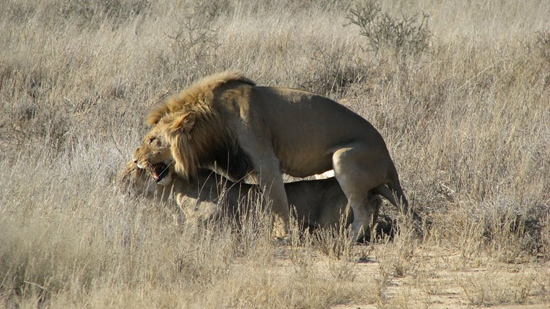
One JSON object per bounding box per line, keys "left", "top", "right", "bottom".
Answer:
{"left": 118, "top": 160, "right": 382, "bottom": 234}
{"left": 146, "top": 71, "right": 254, "bottom": 126}
{"left": 134, "top": 71, "right": 408, "bottom": 240}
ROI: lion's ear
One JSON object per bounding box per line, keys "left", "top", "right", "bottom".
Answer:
{"left": 170, "top": 112, "right": 196, "bottom": 138}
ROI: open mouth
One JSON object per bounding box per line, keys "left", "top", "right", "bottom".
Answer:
{"left": 152, "top": 163, "right": 169, "bottom": 183}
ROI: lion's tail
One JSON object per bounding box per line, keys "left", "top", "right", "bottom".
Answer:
{"left": 372, "top": 170, "right": 409, "bottom": 214}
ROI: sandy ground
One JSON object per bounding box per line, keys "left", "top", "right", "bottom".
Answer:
{"left": 271, "top": 244, "right": 550, "bottom": 308}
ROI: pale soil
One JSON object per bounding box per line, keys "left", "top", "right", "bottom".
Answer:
{"left": 270, "top": 244, "right": 550, "bottom": 308}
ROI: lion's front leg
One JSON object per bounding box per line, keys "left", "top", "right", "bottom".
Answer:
{"left": 234, "top": 125, "right": 291, "bottom": 239}
{"left": 253, "top": 158, "right": 290, "bottom": 239}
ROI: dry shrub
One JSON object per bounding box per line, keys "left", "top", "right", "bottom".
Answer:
{"left": 348, "top": 0, "right": 431, "bottom": 58}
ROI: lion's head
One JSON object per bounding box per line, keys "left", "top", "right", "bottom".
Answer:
{"left": 133, "top": 109, "right": 225, "bottom": 182}
{"left": 132, "top": 119, "right": 177, "bottom": 184}
{"left": 116, "top": 159, "right": 171, "bottom": 195}
{"left": 135, "top": 72, "right": 254, "bottom": 182}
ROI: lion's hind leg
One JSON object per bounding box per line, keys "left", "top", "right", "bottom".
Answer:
{"left": 332, "top": 146, "right": 387, "bottom": 242}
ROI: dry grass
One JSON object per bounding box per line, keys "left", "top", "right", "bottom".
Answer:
{"left": 1, "top": 0, "right": 550, "bottom": 307}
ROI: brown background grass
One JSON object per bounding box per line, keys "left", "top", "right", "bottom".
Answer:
{"left": 1, "top": 0, "right": 549, "bottom": 307}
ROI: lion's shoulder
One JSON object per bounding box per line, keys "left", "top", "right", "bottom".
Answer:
{"left": 147, "top": 71, "right": 255, "bottom": 125}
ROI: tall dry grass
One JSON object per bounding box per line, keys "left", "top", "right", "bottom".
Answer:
{"left": 1, "top": 0, "right": 550, "bottom": 307}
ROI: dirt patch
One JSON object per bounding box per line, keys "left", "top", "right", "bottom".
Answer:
{"left": 270, "top": 244, "right": 549, "bottom": 308}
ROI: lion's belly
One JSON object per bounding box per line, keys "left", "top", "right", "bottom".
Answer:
{"left": 277, "top": 147, "right": 333, "bottom": 177}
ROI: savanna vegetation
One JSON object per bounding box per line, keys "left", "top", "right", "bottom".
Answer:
{"left": 1, "top": 0, "right": 549, "bottom": 307}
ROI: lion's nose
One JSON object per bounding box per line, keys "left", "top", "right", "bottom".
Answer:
{"left": 132, "top": 148, "right": 140, "bottom": 163}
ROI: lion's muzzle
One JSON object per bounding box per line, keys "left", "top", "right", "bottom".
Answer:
{"left": 151, "top": 162, "right": 169, "bottom": 183}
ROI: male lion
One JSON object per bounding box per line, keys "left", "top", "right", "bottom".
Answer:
{"left": 118, "top": 160, "right": 383, "bottom": 235}
{"left": 133, "top": 71, "right": 408, "bottom": 240}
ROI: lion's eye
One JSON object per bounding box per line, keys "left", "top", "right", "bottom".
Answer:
{"left": 148, "top": 137, "right": 156, "bottom": 144}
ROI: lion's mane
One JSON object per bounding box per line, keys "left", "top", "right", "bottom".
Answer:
{"left": 147, "top": 71, "right": 255, "bottom": 125}
{"left": 148, "top": 71, "right": 255, "bottom": 180}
